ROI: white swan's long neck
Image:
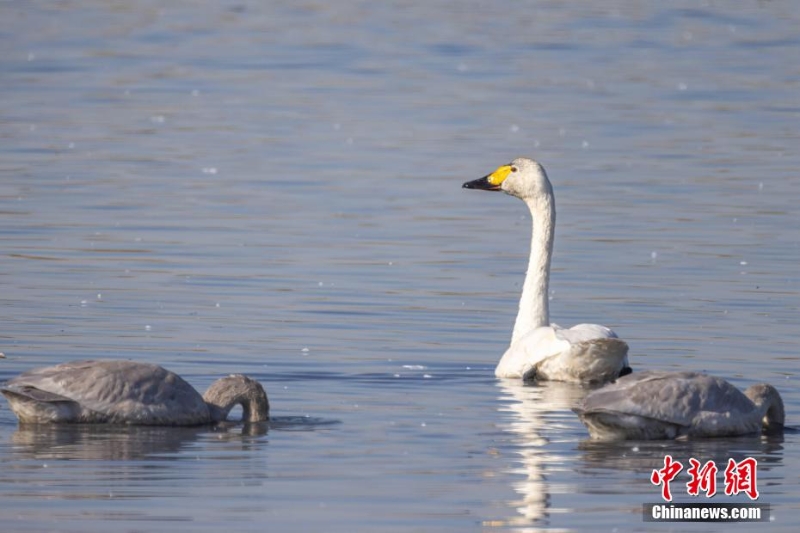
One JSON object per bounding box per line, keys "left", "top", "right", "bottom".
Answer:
{"left": 511, "top": 193, "right": 555, "bottom": 344}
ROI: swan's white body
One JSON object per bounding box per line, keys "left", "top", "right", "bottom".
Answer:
{"left": 1, "top": 359, "right": 269, "bottom": 425}
{"left": 496, "top": 325, "right": 628, "bottom": 382}
{"left": 464, "top": 157, "right": 629, "bottom": 382}
{"left": 574, "top": 371, "right": 785, "bottom": 441}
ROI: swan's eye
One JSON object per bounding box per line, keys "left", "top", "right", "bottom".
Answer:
{"left": 511, "top": 167, "right": 518, "bottom": 173}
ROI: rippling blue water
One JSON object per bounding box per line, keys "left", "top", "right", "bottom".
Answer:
{"left": 1, "top": 1, "right": 798, "bottom": 531}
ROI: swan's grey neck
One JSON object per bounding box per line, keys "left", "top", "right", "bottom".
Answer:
{"left": 203, "top": 375, "right": 270, "bottom": 423}
{"left": 745, "top": 383, "right": 785, "bottom": 430}
{"left": 511, "top": 192, "right": 555, "bottom": 344}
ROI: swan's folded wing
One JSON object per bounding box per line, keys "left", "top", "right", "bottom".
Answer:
{"left": 4, "top": 360, "right": 209, "bottom": 424}
{"left": 554, "top": 323, "right": 618, "bottom": 344}
{"left": 4, "top": 360, "right": 106, "bottom": 405}
{"left": 6, "top": 360, "right": 167, "bottom": 410}
{"left": 579, "top": 371, "right": 751, "bottom": 426}
{"left": 532, "top": 337, "right": 628, "bottom": 383}
{"left": 500, "top": 324, "right": 628, "bottom": 382}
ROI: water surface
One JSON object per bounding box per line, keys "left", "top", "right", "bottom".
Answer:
{"left": 1, "top": 1, "right": 799, "bottom": 531}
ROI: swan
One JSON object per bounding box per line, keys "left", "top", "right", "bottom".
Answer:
{"left": 1, "top": 359, "right": 269, "bottom": 425}
{"left": 463, "top": 157, "right": 630, "bottom": 382}
{"left": 573, "top": 371, "right": 785, "bottom": 440}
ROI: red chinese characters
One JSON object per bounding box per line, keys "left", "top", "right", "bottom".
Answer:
{"left": 724, "top": 457, "right": 759, "bottom": 500}
{"left": 651, "top": 455, "right": 684, "bottom": 502}
{"left": 686, "top": 458, "right": 718, "bottom": 497}
{"left": 653, "top": 456, "right": 759, "bottom": 501}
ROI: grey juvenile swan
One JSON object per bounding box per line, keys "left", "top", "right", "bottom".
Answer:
{"left": 574, "top": 371, "right": 785, "bottom": 441}
{"left": 1, "top": 359, "right": 269, "bottom": 425}
{"left": 463, "top": 157, "right": 630, "bottom": 382}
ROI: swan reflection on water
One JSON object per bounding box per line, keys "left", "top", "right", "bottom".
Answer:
{"left": 576, "top": 431, "right": 786, "bottom": 505}
{"left": 494, "top": 378, "right": 590, "bottom": 526}
{"left": 577, "top": 432, "right": 785, "bottom": 475}
{"left": 7, "top": 416, "right": 339, "bottom": 461}
{"left": 9, "top": 423, "right": 221, "bottom": 461}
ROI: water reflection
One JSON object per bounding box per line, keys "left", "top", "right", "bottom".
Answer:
{"left": 7, "top": 416, "right": 337, "bottom": 461}
{"left": 8, "top": 423, "right": 261, "bottom": 461}
{"left": 495, "top": 379, "right": 590, "bottom": 527}
{"left": 577, "top": 434, "right": 786, "bottom": 481}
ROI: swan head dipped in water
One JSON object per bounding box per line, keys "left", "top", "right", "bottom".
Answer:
{"left": 463, "top": 157, "right": 630, "bottom": 383}
{"left": 574, "top": 371, "right": 785, "bottom": 441}
{"left": 202, "top": 374, "right": 270, "bottom": 423}
{"left": 0, "top": 360, "right": 269, "bottom": 426}
{"left": 744, "top": 382, "right": 785, "bottom": 433}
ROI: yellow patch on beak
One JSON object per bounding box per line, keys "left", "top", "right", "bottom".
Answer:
{"left": 487, "top": 165, "right": 512, "bottom": 186}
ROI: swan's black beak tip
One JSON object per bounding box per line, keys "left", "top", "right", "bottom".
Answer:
{"left": 462, "top": 175, "right": 500, "bottom": 191}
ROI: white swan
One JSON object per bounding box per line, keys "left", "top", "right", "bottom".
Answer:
{"left": 1, "top": 359, "right": 269, "bottom": 425}
{"left": 463, "top": 157, "right": 630, "bottom": 382}
{"left": 574, "top": 371, "right": 785, "bottom": 440}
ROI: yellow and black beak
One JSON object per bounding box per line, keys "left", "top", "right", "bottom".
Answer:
{"left": 462, "top": 164, "right": 512, "bottom": 191}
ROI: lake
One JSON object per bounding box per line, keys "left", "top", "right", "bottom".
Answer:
{"left": 1, "top": 1, "right": 798, "bottom": 531}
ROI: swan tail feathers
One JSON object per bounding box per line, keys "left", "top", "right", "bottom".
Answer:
{"left": 1, "top": 385, "right": 83, "bottom": 423}
{"left": 2, "top": 384, "right": 73, "bottom": 403}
